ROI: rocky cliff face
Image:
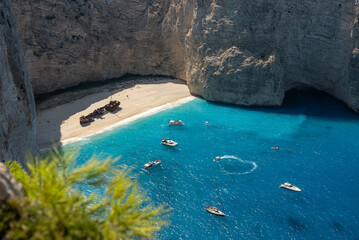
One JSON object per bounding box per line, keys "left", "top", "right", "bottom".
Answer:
{"left": 11, "top": 0, "right": 188, "bottom": 94}
{"left": 0, "top": 163, "right": 23, "bottom": 201}
{"left": 185, "top": 0, "right": 358, "bottom": 109}
{"left": 0, "top": 0, "right": 37, "bottom": 164}
{"left": 11, "top": 0, "right": 359, "bottom": 111}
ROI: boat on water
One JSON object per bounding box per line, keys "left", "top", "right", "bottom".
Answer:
{"left": 271, "top": 146, "right": 279, "bottom": 150}
{"left": 280, "top": 182, "right": 301, "bottom": 192}
{"left": 214, "top": 156, "right": 221, "bottom": 161}
{"left": 162, "top": 124, "right": 178, "bottom": 146}
{"left": 161, "top": 138, "right": 178, "bottom": 146}
{"left": 205, "top": 184, "right": 226, "bottom": 217}
{"left": 205, "top": 206, "right": 225, "bottom": 216}
{"left": 169, "top": 120, "right": 184, "bottom": 126}
{"left": 144, "top": 160, "right": 161, "bottom": 169}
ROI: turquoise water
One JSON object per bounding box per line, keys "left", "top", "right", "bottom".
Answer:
{"left": 65, "top": 91, "right": 359, "bottom": 239}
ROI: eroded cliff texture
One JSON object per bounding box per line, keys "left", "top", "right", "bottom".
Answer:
{"left": 11, "top": 0, "right": 359, "bottom": 111}
{"left": 0, "top": 0, "right": 37, "bottom": 164}
{"left": 186, "top": 0, "right": 359, "bottom": 108}
{"left": 10, "top": 0, "right": 188, "bottom": 93}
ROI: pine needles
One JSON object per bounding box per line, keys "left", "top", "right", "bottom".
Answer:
{"left": 1, "top": 148, "right": 168, "bottom": 239}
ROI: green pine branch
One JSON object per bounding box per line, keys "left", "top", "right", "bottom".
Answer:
{"left": 1, "top": 148, "right": 168, "bottom": 239}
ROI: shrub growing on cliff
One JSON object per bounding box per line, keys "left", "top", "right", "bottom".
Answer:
{"left": 0, "top": 149, "right": 167, "bottom": 239}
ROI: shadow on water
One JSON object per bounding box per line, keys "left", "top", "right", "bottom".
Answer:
{"left": 330, "top": 221, "right": 345, "bottom": 233}
{"left": 206, "top": 88, "right": 358, "bottom": 121}
{"left": 280, "top": 89, "right": 358, "bottom": 120}
{"left": 288, "top": 216, "right": 307, "bottom": 232}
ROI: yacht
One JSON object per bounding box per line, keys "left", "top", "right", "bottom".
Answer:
{"left": 213, "top": 156, "right": 221, "bottom": 161}
{"left": 169, "top": 120, "right": 184, "bottom": 126}
{"left": 161, "top": 138, "right": 178, "bottom": 147}
{"left": 205, "top": 183, "right": 226, "bottom": 217}
{"left": 205, "top": 206, "right": 225, "bottom": 217}
{"left": 144, "top": 160, "right": 161, "bottom": 169}
{"left": 280, "top": 182, "right": 301, "bottom": 192}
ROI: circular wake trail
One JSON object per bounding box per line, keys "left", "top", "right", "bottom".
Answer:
{"left": 219, "top": 155, "right": 258, "bottom": 175}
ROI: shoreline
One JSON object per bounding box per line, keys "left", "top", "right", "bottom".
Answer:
{"left": 37, "top": 78, "right": 194, "bottom": 150}
{"left": 53, "top": 96, "right": 195, "bottom": 150}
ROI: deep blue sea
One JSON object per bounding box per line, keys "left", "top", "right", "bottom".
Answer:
{"left": 64, "top": 91, "right": 359, "bottom": 239}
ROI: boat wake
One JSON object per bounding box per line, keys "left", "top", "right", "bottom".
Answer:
{"left": 218, "top": 155, "right": 257, "bottom": 175}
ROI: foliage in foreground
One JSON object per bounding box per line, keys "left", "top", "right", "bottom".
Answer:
{"left": 0, "top": 149, "right": 167, "bottom": 239}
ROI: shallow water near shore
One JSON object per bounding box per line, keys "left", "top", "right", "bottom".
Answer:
{"left": 65, "top": 91, "right": 359, "bottom": 239}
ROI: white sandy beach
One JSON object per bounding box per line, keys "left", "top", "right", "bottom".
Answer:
{"left": 37, "top": 79, "right": 193, "bottom": 149}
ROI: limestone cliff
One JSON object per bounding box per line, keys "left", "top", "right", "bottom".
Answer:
{"left": 11, "top": 0, "right": 187, "bottom": 93}
{"left": 0, "top": 0, "right": 37, "bottom": 164}
{"left": 185, "top": 0, "right": 358, "bottom": 108}
{"left": 11, "top": 0, "right": 359, "bottom": 111}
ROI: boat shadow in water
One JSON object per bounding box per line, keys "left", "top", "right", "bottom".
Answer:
{"left": 287, "top": 216, "right": 308, "bottom": 232}
{"left": 162, "top": 146, "right": 182, "bottom": 153}
{"left": 330, "top": 221, "right": 345, "bottom": 233}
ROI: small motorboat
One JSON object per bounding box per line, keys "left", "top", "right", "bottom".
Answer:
{"left": 161, "top": 138, "right": 178, "bottom": 146}
{"left": 280, "top": 182, "right": 301, "bottom": 192}
{"left": 205, "top": 206, "right": 225, "bottom": 217}
{"left": 205, "top": 121, "right": 209, "bottom": 126}
{"left": 213, "top": 156, "right": 221, "bottom": 161}
{"left": 169, "top": 120, "right": 184, "bottom": 126}
{"left": 271, "top": 146, "right": 279, "bottom": 150}
{"left": 144, "top": 160, "right": 161, "bottom": 169}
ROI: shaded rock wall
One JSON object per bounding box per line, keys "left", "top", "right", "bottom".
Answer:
{"left": 0, "top": 163, "right": 23, "bottom": 201}
{"left": 11, "top": 0, "right": 359, "bottom": 111}
{"left": 0, "top": 0, "right": 37, "bottom": 164}
{"left": 11, "top": 0, "right": 188, "bottom": 94}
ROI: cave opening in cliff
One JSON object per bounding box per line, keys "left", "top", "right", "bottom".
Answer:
{"left": 282, "top": 88, "right": 356, "bottom": 118}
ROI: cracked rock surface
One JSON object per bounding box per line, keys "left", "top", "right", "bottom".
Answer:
{"left": 11, "top": 0, "right": 359, "bottom": 111}
{"left": 0, "top": 0, "right": 37, "bottom": 165}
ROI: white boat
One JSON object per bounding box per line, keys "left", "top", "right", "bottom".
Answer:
{"left": 169, "top": 120, "right": 184, "bottom": 126}
{"left": 280, "top": 182, "right": 301, "bottom": 192}
{"left": 205, "top": 206, "right": 225, "bottom": 216}
{"left": 144, "top": 160, "right": 161, "bottom": 169}
{"left": 213, "top": 156, "right": 221, "bottom": 161}
{"left": 205, "top": 184, "right": 226, "bottom": 217}
{"left": 161, "top": 138, "right": 178, "bottom": 147}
